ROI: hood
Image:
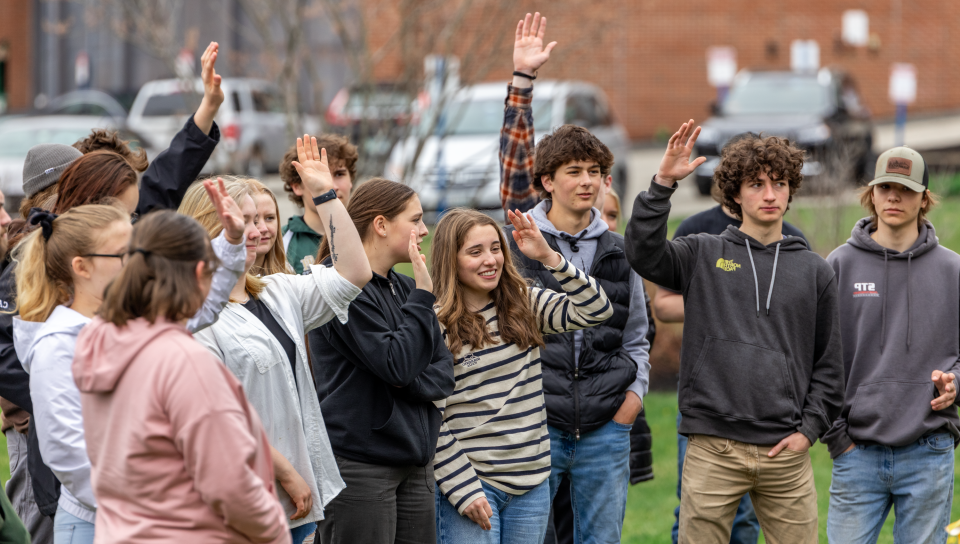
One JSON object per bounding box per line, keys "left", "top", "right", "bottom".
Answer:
{"left": 846, "top": 217, "right": 939, "bottom": 259}
{"left": 13, "top": 305, "right": 90, "bottom": 375}
{"left": 73, "top": 317, "right": 185, "bottom": 394}
{"left": 720, "top": 225, "right": 809, "bottom": 317}
{"left": 530, "top": 200, "right": 609, "bottom": 243}
{"left": 284, "top": 215, "right": 319, "bottom": 235}
{"left": 703, "top": 114, "right": 825, "bottom": 145}
{"left": 844, "top": 218, "right": 939, "bottom": 352}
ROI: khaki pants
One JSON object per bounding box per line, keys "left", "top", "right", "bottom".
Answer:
{"left": 679, "top": 434, "right": 817, "bottom": 544}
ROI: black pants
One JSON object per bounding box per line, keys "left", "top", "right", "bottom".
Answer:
{"left": 317, "top": 456, "right": 435, "bottom": 544}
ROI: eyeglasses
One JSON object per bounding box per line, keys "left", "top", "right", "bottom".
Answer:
{"left": 81, "top": 253, "right": 128, "bottom": 263}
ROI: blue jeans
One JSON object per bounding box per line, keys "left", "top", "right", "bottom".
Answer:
{"left": 53, "top": 506, "right": 95, "bottom": 544}
{"left": 827, "top": 433, "right": 955, "bottom": 544}
{"left": 673, "top": 413, "right": 759, "bottom": 544}
{"left": 291, "top": 522, "right": 317, "bottom": 544}
{"left": 436, "top": 478, "right": 550, "bottom": 544}
{"left": 548, "top": 419, "right": 631, "bottom": 544}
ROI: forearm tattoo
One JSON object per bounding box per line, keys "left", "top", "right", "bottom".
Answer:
{"left": 329, "top": 216, "right": 338, "bottom": 264}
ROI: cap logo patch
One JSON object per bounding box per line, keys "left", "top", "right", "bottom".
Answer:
{"left": 44, "top": 167, "right": 56, "bottom": 175}
{"left": 886, "top": 158, "right": 913, "bottom": 176}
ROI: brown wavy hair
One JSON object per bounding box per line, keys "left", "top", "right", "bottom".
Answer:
{"left": 533, "top": 125, "right": 614, "bottom": 200}
{"left": 318, "top": 178, "right": 415, "bottom": 262}
{"left": 73, "top": 129, "right": 149, "bottom": 173}
{"left": 100, "top": 210, "right": 219, "bottom": 327}
{"left": 431, "top": 208, "right": 543, "bottom": 355}
{"left": 714, "top": 134, "right": 804, "bottom": 220}
{"left": 54, "top": 151, "right": 138, "bottom": 214}
{"left": 279, "top": 134, "right": 359, "bottom": 207}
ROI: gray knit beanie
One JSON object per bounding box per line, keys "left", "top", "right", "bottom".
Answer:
{"left": 22, "top": 143, "right": 83, "bottom": 198}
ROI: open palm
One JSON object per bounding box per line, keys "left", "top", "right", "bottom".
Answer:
{"left": 514, "top": 12, "right": 557, "bottom": 75}
{"left": 291, "top": 134, "right": 336, "bottom": 196}
{"left": 657, "top": 120, "right": 707, "bottom": 184}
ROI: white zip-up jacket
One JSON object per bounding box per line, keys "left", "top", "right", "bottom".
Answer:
{"left": 193, "top": 264, "right": 360, "bottom": 527}
{"left": 12, "top": 232, "right": 245, "bottom": 523}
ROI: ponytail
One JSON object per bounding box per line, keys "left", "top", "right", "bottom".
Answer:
{"left": 14, "top": 205, "right": 129, "bottom": 322}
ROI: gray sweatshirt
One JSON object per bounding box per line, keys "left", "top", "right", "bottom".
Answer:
{"left": 530, "top": 200, "right": 651, "bottom": 399}
{"left": 625, "top": 180, "right": 844, "bottom": 445}
{"left": 822, "top": 218, "right": 960, "bottom": 458}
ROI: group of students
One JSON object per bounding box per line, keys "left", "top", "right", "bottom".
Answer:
{"left": 0, "top": 10, "right": 958, "bottom": 544}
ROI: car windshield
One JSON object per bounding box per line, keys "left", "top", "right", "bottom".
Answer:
{"left": 437, "top": 98, "right": 553, "bottom": 135}
{"left": 722, "top": 76, "right": 833, "bottom": 116}
{"left": 140, "top": 93, "right": 200, "bottom": 116}
{"left": 0, "top": 126, "right": 94, "bottom": 158}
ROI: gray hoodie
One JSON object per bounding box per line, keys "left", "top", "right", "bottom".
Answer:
{"left": 625, "top": 180, "right": 845, "bottom": 445}
{"left": 530, "top": 200, "right": 651, "bottom": 398}
{"left": 822, "top": 218, "right": 960, "bottom": 458}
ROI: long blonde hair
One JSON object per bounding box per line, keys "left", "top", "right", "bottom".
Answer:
{"left": 240, "top": 177, "right": 289, "bottom": 276}
{"left": 14, "top": 205, "right": 129, "bottom": 322}
{"left": 178, "top": 178, "right": 265, "bottom": 300}
{"left": 430, "top": 208, "right": 544, "bottom": 355}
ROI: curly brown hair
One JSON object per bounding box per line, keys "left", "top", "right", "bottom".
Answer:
{"left": 533, "top": 125, "right": 614, "bottom": 200}
{"left": 714, "top": 134, "right": 804, "bottom": 220}
{"left": 73, "top": 129, "right": 149, "bottom": 173}
{"left": 279, "top": 134, "right": 358, "bottom": 207}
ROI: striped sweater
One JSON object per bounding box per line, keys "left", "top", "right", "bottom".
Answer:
{"left": 434, "top": 255, "right": 613, "bottom": 514}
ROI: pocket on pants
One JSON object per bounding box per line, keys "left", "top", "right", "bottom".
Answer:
{"left": 688, "top": 434, "right": 731, "bottom": 455}
{"left": 923, "top": 433, "right": 955, "bottom": 453}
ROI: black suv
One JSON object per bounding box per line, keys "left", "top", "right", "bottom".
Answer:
{"left": 692, "top": 69, "right": 873, "bottom": 195}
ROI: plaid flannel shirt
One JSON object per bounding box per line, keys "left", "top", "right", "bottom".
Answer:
{"left": 499, "top": 85, "right": 540, "bottom": 216}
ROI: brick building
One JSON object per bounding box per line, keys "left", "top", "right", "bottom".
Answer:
{"left": 366, "top": 0, "right": 960, "bottom": 140}
{"left": 0, "top": 1, "right": 33, "bottom": 112}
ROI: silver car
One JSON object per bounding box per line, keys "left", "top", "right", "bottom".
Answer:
{"left": 384, "top": 81, "right": 630, "bottom": 220}
{"left": 127, "top": 78, "right": 290, "bottom": 177}
{"left": 0, "top": 115, "right": 150, "bottom": 204}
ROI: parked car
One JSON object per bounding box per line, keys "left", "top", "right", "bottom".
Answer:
{"left": 127, "top": 78, "right": 291, "bottom": 177}
{"left": 0, "top": 115, "right": 150, "bottom": 207}
{"left": 692, "top": 68, "right": 874, "bottom": 195}
{"left": 42, "top": 90, "right": 129, "bottom": 120}
{"left": 384, "top": 80, "right": 630, "bottom": 220}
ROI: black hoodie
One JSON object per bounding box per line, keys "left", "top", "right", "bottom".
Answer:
{"left": 310, "top": 269, "right": 455, "bottom": 467}
{"left": 822, "top": 219, "right": 960, "bottom": 458}
{"left": 624, "top": 180, "right": 845, "bottom": 445}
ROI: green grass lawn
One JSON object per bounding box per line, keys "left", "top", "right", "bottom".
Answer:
{"left": 622, "top": 393, "right": 960, "bottom": 544}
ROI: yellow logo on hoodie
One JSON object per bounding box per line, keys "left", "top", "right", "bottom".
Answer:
{"left": 716, "top": 258, "right": 741, "bottom": 272}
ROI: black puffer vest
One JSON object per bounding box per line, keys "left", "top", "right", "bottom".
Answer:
{"left": 506, "top": 227, "right": 637, "bottom": 438}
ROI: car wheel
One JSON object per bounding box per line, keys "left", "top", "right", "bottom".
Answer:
{"left": 247, "top": 146, "right": 265, "bottom": 178}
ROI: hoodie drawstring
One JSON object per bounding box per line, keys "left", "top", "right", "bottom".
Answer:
{"left": 558, "top": 231, "right": 587, "bottom": 253}
{"left": 745, "top": 241, "right": 782, "bottom": 318}
{"left": 880, "top": 250, "right": 888, "bottom": 353}
{"left": 765, "top": 244, "right": 781, "bottom": 316}
{"left": 906, "top": 252, "right": 913, "bottom": 349}
{"left": 745, "top": 242, "right": 760, "bottom": 317}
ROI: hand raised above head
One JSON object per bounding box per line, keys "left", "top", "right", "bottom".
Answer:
{"left": 655, "top": 120, "right": 707, "bottom": 186}
{"left": 514, "top": 12, "right": 557, "bottom": 76}
{"left": 202, "top": 177, "right": 244, "bottom": 244}
{"left": 291, "top": 135, "right": 336, "bottom": 197}
{"left": 200, "top": 42, "right": 224, "bottom": 108}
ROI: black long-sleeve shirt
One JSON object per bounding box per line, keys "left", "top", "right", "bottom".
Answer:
{"left": 310, "top": 269, "right": 455, "bottom": 467}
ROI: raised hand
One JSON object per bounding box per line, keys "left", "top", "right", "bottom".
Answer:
{"left": 408, "top": 230, "right": 433, "bottom": 293}
{"left": 514, "top": 12, "right": 557, "bottom": 76}
{"left": 508, "top": 209, "right": 560, "bottom": 268}
{"left": 655, "top": 120, "right": 707, "bottom": 186}
{"left": 195, "top": 42, "right": 223, "bottom": 135}
{"left": 291, "top": 135, "right": 336, "bottom": 198}
{"left": 202, "top": 177, "right": 244, "bottom": 245}
{"left": 932, "top": 370, "right": 957, "bottom": 411}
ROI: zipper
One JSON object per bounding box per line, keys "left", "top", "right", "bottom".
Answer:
{"left": 569, "top": 239, "right": 618, "bottom": 442}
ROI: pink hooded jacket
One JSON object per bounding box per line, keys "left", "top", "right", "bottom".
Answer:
{"left": 73, "top": 317, "right": 290, "bottom": 544}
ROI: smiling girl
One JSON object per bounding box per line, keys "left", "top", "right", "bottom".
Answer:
{"left": 429, "top": 208, "right": 612, "bottom": 543}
